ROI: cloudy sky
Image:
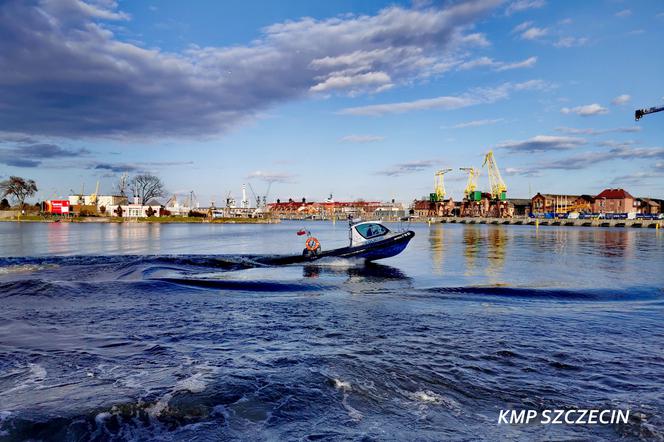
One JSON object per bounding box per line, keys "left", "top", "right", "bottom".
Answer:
{"left": 0, "top": 0, "right": 662, "bottom": 204}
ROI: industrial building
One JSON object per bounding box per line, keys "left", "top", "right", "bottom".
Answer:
{"left": 267, "top": 199, "right": 405, "bottom": 220}
{"left": 531, "top": 194, "right": 594, "bottom": 215}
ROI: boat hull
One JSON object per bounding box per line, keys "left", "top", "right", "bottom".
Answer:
{"left": 265, "top": 231, "right": 415, "bottom": 265}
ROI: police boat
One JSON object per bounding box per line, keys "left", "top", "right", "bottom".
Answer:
{"left": 268, "top": 219, "right": 415, "bottom": 265}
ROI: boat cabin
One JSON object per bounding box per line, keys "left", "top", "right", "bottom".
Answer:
{"left": 350, "top": 221, "right": 392, "bottom": 246}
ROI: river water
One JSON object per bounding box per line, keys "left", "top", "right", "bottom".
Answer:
{"left": 0, "top": 221, "right": 662, "bottom": 441}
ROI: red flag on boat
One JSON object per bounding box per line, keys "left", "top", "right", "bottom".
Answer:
{"left": 296, "top": 229, "right": 307, "bottom": 236}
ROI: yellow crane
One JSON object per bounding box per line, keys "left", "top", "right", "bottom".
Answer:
{"left": 89, "top": 180, "right": 100, "bottom": 206}
{"left": 482, "top": 150, "right": 507, "bottom": 200}
{"left": 459, "top": 167, "right": 480, "bottom": 201}
{"left": 431, "top": 168, "right": 453, "bottom": 202}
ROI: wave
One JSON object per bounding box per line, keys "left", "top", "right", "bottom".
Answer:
{"left": 423, "top": 285, "right": 664, "bottom": 302}
{"left": 155, "top": 277, "right": 327, "bottom": 292}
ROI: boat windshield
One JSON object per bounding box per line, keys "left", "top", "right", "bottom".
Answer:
{"left": 355, "top": 223, "right": 389, "bottom": 239}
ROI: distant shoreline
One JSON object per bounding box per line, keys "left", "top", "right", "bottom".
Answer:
{"left": 0, "top": 216, "right": 279, "bottom": 224}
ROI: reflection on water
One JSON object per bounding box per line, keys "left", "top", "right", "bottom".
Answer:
{"left": 429, "top": 225, "right": 444, "bottom": 275}
{"left": 303, "top": 262, "right": 409, "bottom": 280}
{"left": 462, "top": 225, "right": 481, "bottom": 276}
{"left": 487, "top": 227, "right": 507, "bottom": 277}
{"left": 459, "top": 226, "right": 508, "bottom": 279}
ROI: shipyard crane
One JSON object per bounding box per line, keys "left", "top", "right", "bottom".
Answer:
{"left": 247, "top": 181, "right": 273, "bottom": 209}
{"left": 431, "top": 169, "right": 453, "bottom": 202}
{"left": 482, "top": 150, "right": 507, "bottom": 200}
{"left": 89, "top": 181, "right": 100, "bottom": 206}
{"left": 635, "top": 105, "right": 664, "bottom": 121}
{"left": 70, "top": 183, "right": 85, "bottom": 205}
{"left": 247, "top": 183, "right": 259, "bottom": 208}
{"left": 185, "top": 190, "right": 198, "bottom": 209}
{"left": 224, "top": 191, "right": 236, "bottom": 208}
{"left": 459, "top": 167, "right": 480, "bottom": 201}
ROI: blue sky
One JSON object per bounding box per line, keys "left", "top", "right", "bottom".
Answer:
{"left": 0, "top": 0, "right": 662, "bottom": 205}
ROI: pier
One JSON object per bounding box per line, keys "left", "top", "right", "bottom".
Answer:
{"left": 435, "top": 217, "right": 663, "bottom": 229}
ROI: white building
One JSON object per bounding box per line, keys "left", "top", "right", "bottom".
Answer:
{"left": 68, "top": 194, "right": 127, "bottom": 208}
{"left": 113, "top": 204, "right": 162, "bottom": 218}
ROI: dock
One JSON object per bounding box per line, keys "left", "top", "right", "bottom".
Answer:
{"left": 435, "top": 217, "right": 663, "bottom": 229}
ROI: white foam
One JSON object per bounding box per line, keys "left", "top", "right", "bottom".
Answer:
{"left": 0, "top": 264, "right": 48, "bottom": 275}
{"left": 147, "top": 363, "right": 219, "bottom": 417}
{"left": 95, "top": 412, "right": 111, "bottom": 425}
{"left": 314, "top": 257, "right": 365, "bottom": 268}
{"left": 408, "top": 390, "right": 461, "bottom": 413}
{"left": 341, "top": 394, "right": 363, "bottom": 421}
{"left": 2, "top": 364, "right": 47, "bottom": 395}
{"left": 174, "top": 372, "right": 207, "bottom": 394}
{"left": 28, "top": 363, "right": 47, "bottom": 380}
{"left": 332, "top": 378, "right": 352, "bottom": 391}
{"left": 412, "top": 390, "right": 442, "bottom": 403}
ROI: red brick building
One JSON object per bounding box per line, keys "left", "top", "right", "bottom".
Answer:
{"left": 593, "top": 188, "right": 635, "bottom": 214}
{"left": 411, "top": 198, "right": 455, "bottom": 217}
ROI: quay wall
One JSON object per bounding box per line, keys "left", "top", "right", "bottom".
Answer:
{"left": 435, "top": 217, "right": 663, "bottom": 229}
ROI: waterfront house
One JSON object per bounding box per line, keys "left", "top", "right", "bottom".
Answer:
{"left": 531, "top": 193, "right": 582, "bottom": 214}
{"left": 636, "top": 198, "right": 661, "bottom": 215}
{"left": 593, "top": 188, "right": 635, "bottom": 214}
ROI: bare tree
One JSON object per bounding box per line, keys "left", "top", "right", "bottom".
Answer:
{"left": 0, "top": 176, "right": 38, "bottom": 208}
{"left": 130, "top": 173, "right": 165, "bottom": 205}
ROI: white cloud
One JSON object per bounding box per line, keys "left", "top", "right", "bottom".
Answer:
{"left": 521, "top": 26, "right": 548, "bottom": 40}
{"left": 0, "top": 0, "right": 503, "bottom": 138}
{"left": 555, "top": 126, "right": 641, "bottom": 135}
{"left": 458, "top": 56, "right": 495, "bottom": 70}
{"left": 554, "top": 36, "right": 588, "bottom": 48}
{"left": 457, "top": 55, "right": 536, "bottom": 71}
{"left": 247, "top": 171, "right": 296, "bottom": 183}
{"left": 504, "top": 167, "right": 541, "bottom": 177}
{"left": 376, "top": 159, "right": 441, "bottom": 176}
{"left": 341, "top": 95, "right": 476, "bottom": 116}
{"left": 449, "top": 118, "right": 503, "bottom": 128}
{"left": 512, "top": 21, "right": 533, "bottom": 33}
{"left": 615, "top": 9, "right": 632, "bottom": 18}
{"left": 560, "top": 104, "right": 609, "bottom": 116}
{"left": 498, "top": 135, "right": 586, "bottom": 152}
{"left": 597, "top": 140, "right": 637, "bottom": 148}
{"left": 505, "top": 0, "right": 546, "bottom": 15}
{"left": 611, "top": 94, "right": 631, "bottom": 106}
{"left": 495, "top": 56, "right": 538, "bottom": 71}
{"left": 310, "top": 72, "right": 392, "bottom": 93}
{"left": 339, "top": 80, "right": 549, "bottom": 116}
{"left": 340, "top": 135, "right": 385, "bottom": 143}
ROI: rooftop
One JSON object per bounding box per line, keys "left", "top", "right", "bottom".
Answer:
{"left": 595, "top": 188, "right": 634, "bottom": 200}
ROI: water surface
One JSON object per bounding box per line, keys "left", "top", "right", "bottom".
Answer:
{"left": 0, "top": 222, "right": 662, "bottom": 440}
